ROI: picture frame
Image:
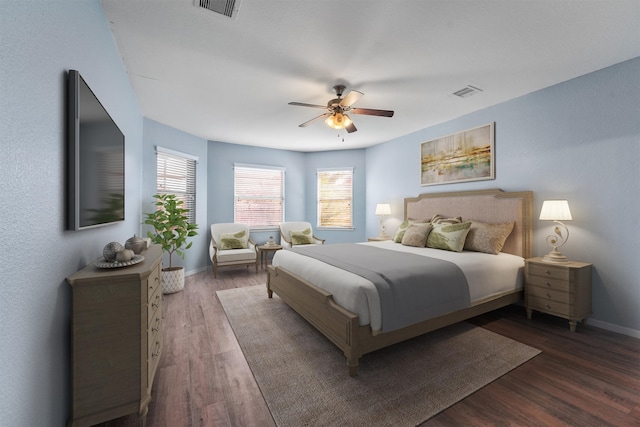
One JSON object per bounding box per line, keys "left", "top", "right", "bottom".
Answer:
{"left": 420, "top": 122, "right": 495, "bottom": 186}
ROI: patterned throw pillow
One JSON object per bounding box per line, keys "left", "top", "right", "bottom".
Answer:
{"left": 401, "top": 224, "right": 433, "bottom": 247}
{"left": 464, "top": 221, "right": 515, "bottom": 255}
{"left": 426, "top": 222, "right": 472, "bottom": 252}
{"left": 393, "top": 219, "right": 428, "bottom": 243}
{"left": 220, "top": 230, "right": 248, "bottom": 250}
{"left": 430, "top": 214, "right": 463, "bottom": 225}
{"left": 290, "top": 228, "right": 314, "bottom": 245}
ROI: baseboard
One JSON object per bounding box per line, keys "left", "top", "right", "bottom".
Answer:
{"left": 185, "top": 266, "right": 208, "bottom": 277}
{"left": 588, "top": 318, "right": 640, "bottom": 339}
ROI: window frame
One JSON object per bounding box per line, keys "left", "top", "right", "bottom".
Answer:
{"left": 234, "top": 163, "right": 285, "bottom": 230}
{"left": 316, "top": 167, "right": 354, "bottom": 230}
{"left": 155, "top": 146, "right": 197, "bottom": 224}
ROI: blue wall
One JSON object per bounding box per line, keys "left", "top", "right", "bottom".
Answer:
{"left": 1, "top": 2, "right": 143, "bottom": 425}
{"left": 366, "top": 57, "right": 640, "bottom": 335}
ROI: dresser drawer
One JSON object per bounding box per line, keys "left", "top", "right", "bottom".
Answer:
{"left": 527, "top": 263, "right": 570, "bottom": 281}
{"left": 148, "top": 332, "right": 163, "bottom": 390}
{"left": 525, "top": 274, "right": 570, "bottom": 292}
{"left": 526, "top": 285, "right": 571, "bottom": 304}
{"left": 526, "top": 295, "right": 570, "bottom": 317}
{"left": 147, "top": 265, "right": 161, "bottom": 302}
{"left": 147, "top": 282, "right": 162, "bottom": 327}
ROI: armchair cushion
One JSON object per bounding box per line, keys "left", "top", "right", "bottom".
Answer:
{"left": 290, "top": 228, "right": 314, "bottom": 245}
{"left": 220, "top": 230, "right": 249, "bottom": 250}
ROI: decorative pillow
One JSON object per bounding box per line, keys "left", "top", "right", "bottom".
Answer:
{"left": 426, "top": 222, "right": 472, "bottom": 252}
{"left": 290, "top": 228, "right": 314, "bottom": 245}
{"left": 401, "top": 223, "right": 433, "bottom": 247}
{"left": 430, "top": 214, "right": 463, "bottom": 225}
{"left": 464, "top": 221, "right": 515, "bottom": 255}
{"left": 220, "top": 230, "right": 248, "bottom": 250}
{"left": 393, "top": 219, "right": 428, "bottom": 243}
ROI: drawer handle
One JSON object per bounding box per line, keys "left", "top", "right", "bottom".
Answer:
{"left": 545, "top": 281, "right": 551, "bottom": 287}
{"left": 152, "top": 342, "right": 161, "bottom": 358}
{"left": 152, "top": 295, "right": 160, "bottom": 308}
{"left": 152, "top": 317, "right": 161, "bottom": 332}
{"left": 546, "top": 292, "right": 551, "bottom": 298}
{"left": 545, "top": 270, "right": 551, "bottom": 275}
{"left": 546, "top": 303, "right": 552, "bottom": 309}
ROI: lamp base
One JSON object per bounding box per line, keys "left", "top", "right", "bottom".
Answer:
{"left": 542, "top": 249, "right": 569, "bottom": 264}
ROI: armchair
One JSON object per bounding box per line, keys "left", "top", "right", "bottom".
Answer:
{"left": 279, "top": 221, "right": 325, "bottom": 249}
{"left": 209, "top": 223, "right": 258, "bottom": 278}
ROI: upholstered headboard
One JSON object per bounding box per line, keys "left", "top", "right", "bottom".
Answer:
{"left": 404, "top": 189, "right": 533, "bottom": 258}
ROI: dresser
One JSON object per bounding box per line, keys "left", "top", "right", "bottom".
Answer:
{"left": 524, "top": 257, "right": 592, "bottom": 332}
{"left": 66, "top": 244, "right": 163, "bottom": 427}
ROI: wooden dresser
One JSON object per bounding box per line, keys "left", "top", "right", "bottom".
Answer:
{"left": 524, "top": 257, "right": 592, "bottom": 332}
{"left": 66, "top": 244, "right": 163, "bottom": 427}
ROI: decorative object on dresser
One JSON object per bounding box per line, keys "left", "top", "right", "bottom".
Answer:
{"left": 539, "top": 199, "right": 572, "bottom": 263}
{"left": 66, "top": 244, "right": 163, "bottom": 427}
{"left": 144, "top": 193, "right": 198, "bottom": 293}
{"left": 374, "top": 203, "right": 391, "bottom": 239}
{"left": 524, "top": 257, "right": 592, "bottom": 332}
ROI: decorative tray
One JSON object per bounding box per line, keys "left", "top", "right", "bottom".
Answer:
{"left": 95, "top": 255, "right": 145, "bottom": 269}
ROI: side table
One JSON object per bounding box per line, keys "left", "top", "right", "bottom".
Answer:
{"left": 259, "top": 244, "right": 283, "bottom": 269}
{"left": 368, "top": 236, "right": 391, "bottom": 242}
{"left": 524, "top": 257, "right": 592, "bottom": 332}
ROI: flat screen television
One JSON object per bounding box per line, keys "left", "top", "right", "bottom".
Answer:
{"left": 67, "top": 70, "right": 125, "bottom": 230}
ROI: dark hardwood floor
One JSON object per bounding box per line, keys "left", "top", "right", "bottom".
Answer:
{"left": 100, "top": 266, "right": 640, "bottom": 427}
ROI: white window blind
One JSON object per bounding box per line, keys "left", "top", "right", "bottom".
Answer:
{"left": 156, "top": 147, "right": 197, "bottom": 224}
{"left": 317, "top": 168, "right": 353, "bottom": 228}
{"left": 234, "top": 164, "right": 284, "bottom": 228}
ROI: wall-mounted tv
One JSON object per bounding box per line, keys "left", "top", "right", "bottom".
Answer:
{"left": 67, "top": 70, "right": 125, "bottom": 230}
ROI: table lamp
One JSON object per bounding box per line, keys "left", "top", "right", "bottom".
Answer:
{"left": 375, "top": 203, "right": 391, "bottom": 238}
{"left": 539, "top": 200, "right": 572, "bottom": 263}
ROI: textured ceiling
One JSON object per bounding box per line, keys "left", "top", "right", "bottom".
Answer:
{"left": 101, "top": 0, "right": 640, "bottom": 152}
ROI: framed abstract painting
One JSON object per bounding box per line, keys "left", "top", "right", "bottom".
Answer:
{"left": 420, "top": 122, "right": 495, "bottom": 186}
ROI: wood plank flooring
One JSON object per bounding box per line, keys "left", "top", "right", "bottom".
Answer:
{"left": 99, "top": 266, "right": 640, "bottom": 427}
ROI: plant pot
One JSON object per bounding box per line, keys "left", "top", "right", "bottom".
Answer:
{"left": 162, "top": 267, "right": 185, "bottom": 294}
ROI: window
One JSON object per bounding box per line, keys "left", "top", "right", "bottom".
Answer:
{"left": 317, "top": 168, "right": 353, "bottom": 228}
{"left": 156, "top": 147, "right": 197, "bottom": 224}
{"left": 234, "top": 164, "right": 284, "bottom": 228}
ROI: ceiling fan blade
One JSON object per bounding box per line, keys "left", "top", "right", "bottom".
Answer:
{"left": 345, "top": 121, "right": 357, "bottom": 133}
{"left": 298, "top": 113, "right": 330, "bottom": 127}
{"left": 289, "top": 102, "right": 328, "bottom": 109}
{"left": 339, "top": 90, "right": 363, "bottom": 108}
{"left": 350, "top": 108, "right": 394, "bottom": 117}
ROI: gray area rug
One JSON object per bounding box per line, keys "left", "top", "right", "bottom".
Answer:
{"left": 217, "top": 285, "right": 541, "bottom": 427}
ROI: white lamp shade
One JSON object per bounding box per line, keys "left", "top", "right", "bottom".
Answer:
{"left": 539, "top": 200, "right": 572, "bottom": 221}
{"left": 375, "top": 203, "right": 391, "bottom": 216}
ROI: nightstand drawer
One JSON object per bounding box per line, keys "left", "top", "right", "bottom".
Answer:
{"left": 527, "top": 263, "right": 570, "bottom": 281}
{"left": 525, "top": 275, "right": 570, "bottom": 292}
{"left": 526, "top": 296, "right": 570, "bottom": 316}
{"left": 526, "top": 285, "right": 571, "bottom": 303}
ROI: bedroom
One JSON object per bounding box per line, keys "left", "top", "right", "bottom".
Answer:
{"left": 1, "top": 1, "right": 639, "bottom": 426}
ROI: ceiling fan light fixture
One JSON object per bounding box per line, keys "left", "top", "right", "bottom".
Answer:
{"left": 325, "top": 112, "right": 352, "bottom": 129}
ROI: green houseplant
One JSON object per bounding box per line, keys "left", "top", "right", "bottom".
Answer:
{"left": 144, "top": 193, "right": 198, "bottom": 293}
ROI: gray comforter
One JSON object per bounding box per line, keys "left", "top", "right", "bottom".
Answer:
{"left": 289, "top": 243, "right": 470, "bottom": 332}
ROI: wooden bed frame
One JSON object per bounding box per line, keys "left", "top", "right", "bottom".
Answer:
{"left": 267, "top": 189, "right": 533, "bottom": 376}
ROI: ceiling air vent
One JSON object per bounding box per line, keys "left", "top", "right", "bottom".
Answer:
{"left": 198, "top": 0, "right": 239, "bottom": 19}
{"left": 452, "top": 85, "right": 483, "bottom": 98}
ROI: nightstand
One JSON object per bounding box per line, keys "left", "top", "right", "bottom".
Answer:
{"left": 524, "top": 257, "right": 592, "bottom": 332}
{"left": 258, "top": 244, "right": 282, "bottom": 269}
{"left": 368, "top": 236, "right": 391, "bottom": 242}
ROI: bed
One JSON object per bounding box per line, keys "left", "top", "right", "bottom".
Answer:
{"left": 267, "top": 189, "right": 533, "bottom": 376}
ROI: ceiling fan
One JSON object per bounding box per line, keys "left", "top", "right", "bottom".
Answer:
{"left": 288, "top": 85, "right": 394, "bottom": 133}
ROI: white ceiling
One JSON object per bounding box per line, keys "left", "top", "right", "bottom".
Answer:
{"left": 101, "top": 0, "right": 640, "bottom": 152}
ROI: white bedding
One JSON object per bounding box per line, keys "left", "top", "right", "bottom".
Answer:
{"left": 271, "top": 240, "right": 524, "bottom": 334}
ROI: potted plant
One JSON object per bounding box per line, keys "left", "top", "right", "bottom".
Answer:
{"left": 144, "top": 193, "right": 198, "bottom": 294}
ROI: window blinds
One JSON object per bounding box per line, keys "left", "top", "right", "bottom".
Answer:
{"left": 234, "top": 164, "right": 284, "bottom": 227}
{"left": 156, "top": 148, "right": 197, "bottom": 224}
{"left": 317, "top": 168, "right": 353, "bottom": 228}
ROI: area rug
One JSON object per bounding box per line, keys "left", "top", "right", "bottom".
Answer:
{"left": 217, "top": 285, "right": 540, "bottom": 427}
